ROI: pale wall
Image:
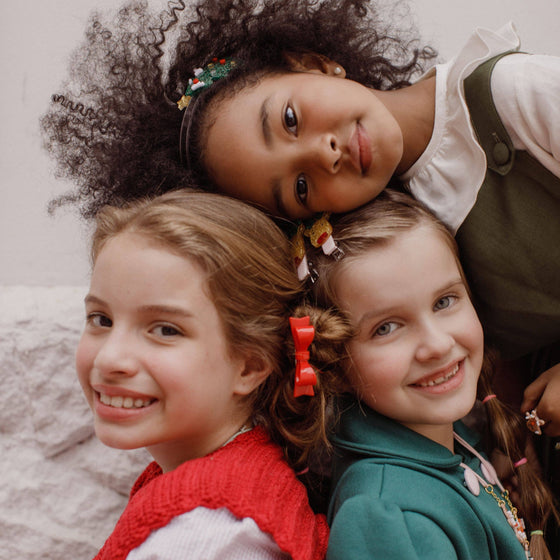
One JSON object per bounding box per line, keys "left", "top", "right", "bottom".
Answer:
{"left": 1, "top": 0, "right": 559, "bottom": 286}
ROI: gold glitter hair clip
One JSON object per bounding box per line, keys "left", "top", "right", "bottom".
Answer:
{"left": 177, "top": 57, "right": 237, "bottom": 110}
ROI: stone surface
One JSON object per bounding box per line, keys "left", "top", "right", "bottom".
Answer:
{"left": 0, "top": 286, "right": 150, "bottom": 559}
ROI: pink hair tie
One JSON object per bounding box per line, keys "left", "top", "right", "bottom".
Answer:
{"left": 482, "top": 394, "right": 497, "bottom": 404}
{"left": 514, "top": 458, "right": 528, "bottom": 468}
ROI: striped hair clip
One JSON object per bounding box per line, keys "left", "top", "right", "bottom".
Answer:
{"left": 289, "top": 213, "right": 343, "bottom": 281}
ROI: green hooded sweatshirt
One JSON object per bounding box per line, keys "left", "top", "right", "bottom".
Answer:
{"left": 327, "top": 397, "right": 529, "bottom": 559}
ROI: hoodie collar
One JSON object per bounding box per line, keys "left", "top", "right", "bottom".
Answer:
{"left": 331, "top": 396, "right": 481, "bottom": 469}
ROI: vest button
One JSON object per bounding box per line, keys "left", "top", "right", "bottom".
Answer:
{"left": 492, "top": 142, "right": 510, "bottom": 166}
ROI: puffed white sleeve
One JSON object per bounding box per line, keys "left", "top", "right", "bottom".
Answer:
{"left": 126, "top": 506, "right": 291, "bottom": 560}
{"left": 491, "top": 52, "right": 560, "bottom": 178}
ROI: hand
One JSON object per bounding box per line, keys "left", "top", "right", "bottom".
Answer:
{"left": 521, "top": 362, "right": 560, "bottom": 436}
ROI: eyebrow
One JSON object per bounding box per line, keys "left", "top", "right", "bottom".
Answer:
{"left": 138, "top": 304, "right": 194, "bottom": 318}
{"left": 354, "top": 278, "right": 466, "bottom": 329}
{"left": 260, "top": 97, "right": 272, "bottom": 148}
{"left": 260, "top": 96, "right": 291, "bottom": 218}
{"left": 84, "top": 295, "right": 194, "bottom": 319}
{"left": 84, "top": 294, "right": 105, "bottom": 306}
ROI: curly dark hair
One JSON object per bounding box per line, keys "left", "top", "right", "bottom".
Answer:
{"left": 41, "top": 0, "right": 436, "bottom": 218}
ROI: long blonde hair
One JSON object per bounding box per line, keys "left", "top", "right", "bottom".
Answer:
{"left": 310, "top": 189, "right": 559, "bottom": 558}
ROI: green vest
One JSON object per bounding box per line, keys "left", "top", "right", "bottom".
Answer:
{"left": 457, "top": 53, "right": 560, "bottom": 365}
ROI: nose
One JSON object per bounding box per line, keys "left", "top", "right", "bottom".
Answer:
{"left": 306, "top": 133, "right": 341, "bottom": 174}
{"left": 415, "top": 318, "right": 454, "bottom": 363}
{"left": 92, "top": 329, "right": 139, "bottom": 377}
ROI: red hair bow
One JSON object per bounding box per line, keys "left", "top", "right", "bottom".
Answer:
{"left": 290, "top": 316, "right": 317, "bottom": 398}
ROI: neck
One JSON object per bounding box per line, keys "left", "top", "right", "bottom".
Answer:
{"left": 148, "top": 413, "right": 253, "bottom": 473}
{"left": 375, "top": 74, "right": 436, "bottom": 175}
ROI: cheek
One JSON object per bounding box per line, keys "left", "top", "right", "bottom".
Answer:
{"left": 348, "top": 344, "right": 403, "bottom": 396}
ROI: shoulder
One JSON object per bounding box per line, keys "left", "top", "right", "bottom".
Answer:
{"left": 99, "top": 430, "right": 327, "bottom": 560}
{"left": 491, "top": 52, "right": 560, "bottom": 100}
{"left": 490, "top": 52, "right": 560, "bottom": 169}
{"left": 327, "top": 487, "right": 459, "bottom": 559}
{"left": 330, "top": 459, "right": 441, "bottom": 508}
{"left": 329, "top": 455, "right": 482, "bottom": 528}
{"left": 327, "top": 459, "right": 490, "bottom": 560}
{"left": 126, "top": 507, "right": 290, "bottom": 560}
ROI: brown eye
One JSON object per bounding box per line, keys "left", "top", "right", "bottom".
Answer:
{"left": 87, "top": 313, "right": 112, "bottom": 328}
{"left": 295, "top": 175, "right": 308, "bottom": 203}
{"left": 284, "top": 106, "right": 298, "bottom": 134}
{"left": 152, "top": 324, "right": 182, "bottom": 337}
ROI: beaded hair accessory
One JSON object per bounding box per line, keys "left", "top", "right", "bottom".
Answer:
{"left": 178, "top": 57, "right": 237, "bottom": 167}
{"left": 177, "top": 57, "right": 237, "bottom": 110}
{"left": 289, "top": 213, "right": 344, "bottom": 281}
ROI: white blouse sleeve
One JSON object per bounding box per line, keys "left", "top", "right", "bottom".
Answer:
{"left": 491, "top": 52, "right": 560, "bottom": 178}
{"left": 126, "top": 506, "right": 291, "bottom": 560}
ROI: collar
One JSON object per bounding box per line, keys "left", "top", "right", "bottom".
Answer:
{"left": 331, "top": 396, "right": 481, "bottom": 469}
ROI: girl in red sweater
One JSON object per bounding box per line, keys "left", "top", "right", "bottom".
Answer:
{"left": 77, "top": 190, "right": 345, "bottom": 560}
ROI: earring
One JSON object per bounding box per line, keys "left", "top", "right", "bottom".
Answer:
{"left": 334, "top": 67, "right": 342, "bottom": 75}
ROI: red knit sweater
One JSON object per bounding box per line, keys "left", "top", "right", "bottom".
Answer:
{"left": 94, "top": 427, "right": 328, "bottom": 560}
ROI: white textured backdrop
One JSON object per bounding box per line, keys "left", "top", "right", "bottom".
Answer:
{"left": 0, "top": 286, "right": 149, "bottom": 559}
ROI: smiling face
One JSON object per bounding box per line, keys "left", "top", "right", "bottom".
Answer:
{"left": 76, "top": 232, "right": 255, "bottom": 472}
{"left": 334, "top": 225, "right": 484, "bottom": 447}
{"left": 204, "top": 71, "right": 403, "bottom": 219}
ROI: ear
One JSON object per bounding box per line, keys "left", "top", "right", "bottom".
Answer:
{"left": 283, "top": 51, "right": 346, "bottom": 78}
{"left": 233, "top": 354, "right": 273, "bottom": 397}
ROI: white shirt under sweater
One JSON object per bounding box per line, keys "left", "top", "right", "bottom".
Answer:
{"left": 401, "top": 22, "right": 560, "bottom": 233}
{"left": 125, "top": 427, "right": 290, "bottom": 560}
{"left": 127, "top": 507, "right": 289, "bottom": 560}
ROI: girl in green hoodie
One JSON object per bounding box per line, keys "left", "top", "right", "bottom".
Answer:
{"left": 309, "top": 189, "right": 558, "bottom": 560}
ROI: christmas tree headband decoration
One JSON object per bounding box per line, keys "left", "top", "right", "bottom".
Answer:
{"left": 177, "top": 57, "right": 237, "bottom": 110}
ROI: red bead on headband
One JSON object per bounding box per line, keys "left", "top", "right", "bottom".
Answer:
{"left": 290, "top": 316, "right": 317, "bottom": 398}
{"left": 177, "top": 57, "right": 237, "bottom": 110}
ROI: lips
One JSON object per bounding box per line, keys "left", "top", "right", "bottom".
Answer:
{"left": 356, "top": 123, "right": 372, "bottom": 174}
{"left": 413, "top": 362, "right": 460, "bottom": 388}
{"left": 92, "top": 384, "right": 157, "bottom": 419}
{"left": 410, "top": 360, "right": 465, "bottom": 395}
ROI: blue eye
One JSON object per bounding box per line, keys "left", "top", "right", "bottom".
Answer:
{"left": 434, "top": 296, "right": 455, "bottom": 311}
{"left": 284, "top": 105, "right": 298, "bottom": 134}
{"left": 295, "top": 175, "right": 308, "bottom": 203}
{"left": 374, "top": 322, "right": 398, "bottom": 337}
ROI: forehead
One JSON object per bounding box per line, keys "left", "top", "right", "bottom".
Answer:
{"left": 92, "top": 233, "right": 204, "bottom": 289}
{"left": 334, "top": 226, "right": 461, "bottom": 306}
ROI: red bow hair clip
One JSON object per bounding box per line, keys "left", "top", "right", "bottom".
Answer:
{"left": 290, "top": 316, "right": 317, "bottom": 398}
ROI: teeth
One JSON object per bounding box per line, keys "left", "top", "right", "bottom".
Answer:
{"left": 99, "top": 392, "right": 153, "bottom": 408}
{"left": 417, "top": 363, "right": 459, "bottom": 387}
